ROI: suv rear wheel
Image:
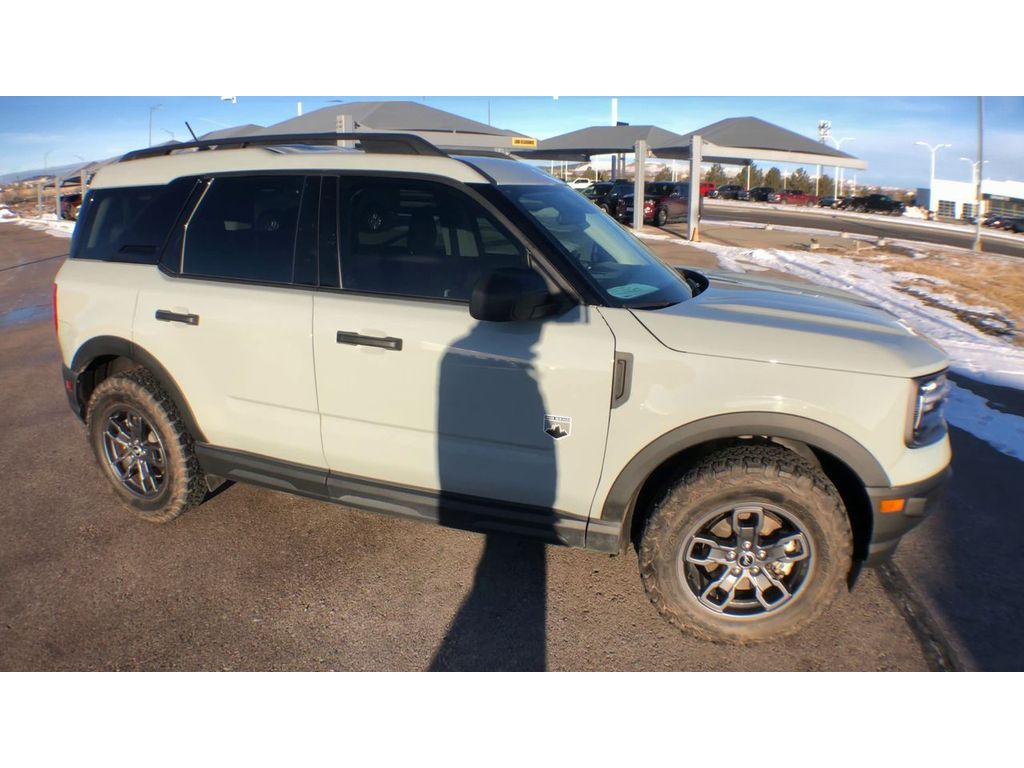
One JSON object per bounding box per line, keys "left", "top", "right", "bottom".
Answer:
{"left": 639, "top": 444, "right": 852, "bottom": 644}
{"left": 86, "top": 368, "right": 207, "bottom": 523}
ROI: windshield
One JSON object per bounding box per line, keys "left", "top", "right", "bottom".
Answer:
{"left": 646, "top": 183, "right": 675, "bottom": 196}
{"left": 496, "top": 184, "right": 692, "bottom": 309}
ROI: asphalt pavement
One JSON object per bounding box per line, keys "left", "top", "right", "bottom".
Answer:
{"left": 702, "top": 200, "right": 1024, "bottom": 259}
{"left": 0, "top": 222, "right": 1012, "bottom": 671}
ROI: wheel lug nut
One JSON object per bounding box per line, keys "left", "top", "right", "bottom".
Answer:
{"left": 752, "top": 566, "right": 760, "bottom": 574}
{"left": 757, "top": 550, "right": 766, "bottom": 559}
{"left": 742, "top": 541, "right": 752, "bottom": 549}
{"left": 726, "top": 551, "right": 736, "bottom": 561}
{"left": 732, "top": 567, "right": 741, "bottom": 576}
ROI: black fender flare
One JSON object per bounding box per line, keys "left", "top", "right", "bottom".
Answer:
{"left": 599, "top": 412, "right": 890, "bottom": 546}
{"left": 70, "top": 335, "right": 207, "bottom": 442}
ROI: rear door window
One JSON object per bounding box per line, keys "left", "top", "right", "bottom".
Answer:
{"left": 181, "top": 175, "right": 305, "bottom": 283}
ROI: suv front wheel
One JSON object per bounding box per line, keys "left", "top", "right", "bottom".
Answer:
{"left": 86, "top": 368, "right": 207, "bottom": 523}
{"left": 639, "top": 445, "right": 852, "bottom": 644}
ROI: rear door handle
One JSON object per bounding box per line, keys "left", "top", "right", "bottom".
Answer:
{"left": 155, "top": 309, "right": 200, "bottom": 326}
{"left": 336, "top": 331, "right": 403, "bottom": 351}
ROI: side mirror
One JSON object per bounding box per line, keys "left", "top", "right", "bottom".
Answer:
{"left": 470, "top": 268, "right": 554, "bottom": 322}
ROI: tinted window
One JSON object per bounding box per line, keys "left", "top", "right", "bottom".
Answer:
{"left": 71, "top": 182, "right": 193, "bottom": 262}
{"left": 496, "top": 184, "right": 691, "bottom": 309}
{"left": 182, "top": 175, "right": 304, "bottom": 283}
{"left": 341, "top": 179, "right": 527, "bottom": 301}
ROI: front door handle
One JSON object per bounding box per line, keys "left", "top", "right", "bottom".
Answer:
{"left": 336, "top": 331, "right": 403, "bottom": 351}
{"left": 155, "top": 309, "right": 200, "bottom": 326}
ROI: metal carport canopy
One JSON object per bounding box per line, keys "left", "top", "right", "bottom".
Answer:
{"left": 516, "top": 116, "right": 867, "bottom": 240}
{"left": 656, "top": 116, "right": 867, "bottom": 170}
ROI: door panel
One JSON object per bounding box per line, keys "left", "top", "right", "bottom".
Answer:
{"left": 134, "top": 272, "right": 323, "bottom": 468}
{"left": 313, "top": 294, "right": 615, "bottom": 517}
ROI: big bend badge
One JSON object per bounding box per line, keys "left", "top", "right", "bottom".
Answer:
{"left": 544, "top": 414, "right": 572, "bottom": 441}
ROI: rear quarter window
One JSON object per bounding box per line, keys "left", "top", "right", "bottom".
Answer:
{"left": 70, "top": 179, "right": 197, "bottom": 263}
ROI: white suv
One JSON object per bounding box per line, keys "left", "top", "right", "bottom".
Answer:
{"left": 54, "top": 132, "right": 951, "bottom": 643}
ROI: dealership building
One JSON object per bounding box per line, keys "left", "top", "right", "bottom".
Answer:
{"left": 917, "top": 178, "right": 1024, "bottom": 220}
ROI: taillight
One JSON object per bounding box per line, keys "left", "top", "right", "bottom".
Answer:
{"left": 52, "top": 282, "right": 59, "bottom": 339}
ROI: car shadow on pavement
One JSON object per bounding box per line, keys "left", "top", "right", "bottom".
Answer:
{"left": 912, "top": 375, "right": 1024, "bottom": 670}
{"left": 428, "top": 535, "right": 547, "bottom": 671}
{"left": 429, "top": 320, "right": 554, "bottom": 671}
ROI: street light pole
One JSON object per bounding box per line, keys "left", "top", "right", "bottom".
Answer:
{"left": 148, "top": 104, "right": 163, "bottom": 147}
{"left": 973, "top": 96, "right": 984, "bottom": 252}
{"left": 827, "top": 136, "right": 854, "bottom": 199}
{"left": 915, "top": 140, "right": 951, "bottom": 216}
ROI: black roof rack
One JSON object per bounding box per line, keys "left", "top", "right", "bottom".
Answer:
{"left": 118, "top": 132, "right": 447, "bottom": 163}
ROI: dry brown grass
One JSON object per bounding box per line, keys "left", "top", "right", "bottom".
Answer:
{"left": 830, "top": 243, "right": 1024, "bottom": 346}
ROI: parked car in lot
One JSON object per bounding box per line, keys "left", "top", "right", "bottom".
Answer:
{"left": 604, "top": 178, "right": 638, "bottom": 215}
{"left": 710, "top": 184, "right": 744, "bottom": 200}
{"left": 858, "top": 194, "right": 906, "bottom": 216}
{"left": 568, "top": 177, "right": 595, "bottom": 190}
{"left": 777, "top": 190, "right": 817, "bottom": 206}
{"left": 54, "top": 132, "right": 951, "bottom": 644}
{"left": 700, "top": 181, "right": 716, "bottom": 197}
{"left": 581, "top": 182, "right": 614, "bottom": 212}
{"left": 615, "top": 181, "right": 697, "bottom": 226}
{"left": 818, "top": 196, "right": 839, "bottom": 208}
{"left": 746, "top": 186, "right": 777, "bottom": 203}
{"left": 1002, "top": 217, "right": 1024, "bottom": 233}
{"left": 60, "top": 192, "right": 83, "bottom": 220}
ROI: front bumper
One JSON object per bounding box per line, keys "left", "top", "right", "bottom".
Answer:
{"left": 863, "top": 465, "right": 951, "bottom": 565}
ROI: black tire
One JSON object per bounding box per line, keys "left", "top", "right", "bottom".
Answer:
{"left": 86, "top": 368, "right": 207, "bottom": 523}
{"left": 655, "top": 207, "right": 667, "bottom": 226}
{"left": 639, "top": 444, "right": 852, "bottom": 644}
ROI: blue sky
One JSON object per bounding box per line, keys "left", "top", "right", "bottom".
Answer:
{"left": 1, "top": 96, "right": 1021, "bottom": 188}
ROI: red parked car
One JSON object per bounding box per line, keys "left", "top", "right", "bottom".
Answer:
{"left": 701, "top": 181, "right": 716, "bottom": 197}
{"left": 615, "top": 181, "right": 698, "bottom": 226}
{"left": 777, "top": 190, "right": 817, "bottom": 206}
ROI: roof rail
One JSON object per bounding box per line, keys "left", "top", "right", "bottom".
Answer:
{"left": 118, "top": 132, "right": 447, "bottom": 162}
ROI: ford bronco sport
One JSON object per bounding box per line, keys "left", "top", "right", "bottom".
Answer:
{"left": 54, "top": 132, "right": 951, "bottom": 643}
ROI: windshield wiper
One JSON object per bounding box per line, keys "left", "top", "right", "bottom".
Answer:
{"left": 631, "top": 300, "right": 680, "bottom": 310}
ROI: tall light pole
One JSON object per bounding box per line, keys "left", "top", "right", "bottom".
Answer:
{"left": 148, "top": 104, "right": 163, "bottom": 147}
{"left": 827, "top": 136, "right": 854, "bottom": 199}
{"left": 915, "top": 140, "right": 951, "bottom": 216}
{"left": 973, "top": 96, "right": 984, "bottom": 252}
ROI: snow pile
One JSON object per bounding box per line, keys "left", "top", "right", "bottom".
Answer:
{"left": 15, "top": 217, "right": 74, "bottom": 239}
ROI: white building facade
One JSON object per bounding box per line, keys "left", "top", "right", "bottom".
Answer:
{"left": 917, "top": 178, "right": 1024, "bottom": 220}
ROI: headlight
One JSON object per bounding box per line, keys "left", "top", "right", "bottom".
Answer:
{"left": 906, "top": 371, "right": 948, "bottom": 447}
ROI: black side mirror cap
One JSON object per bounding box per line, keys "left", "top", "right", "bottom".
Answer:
{"left": 470, "top": 268, "right": 555, "bottom": 322}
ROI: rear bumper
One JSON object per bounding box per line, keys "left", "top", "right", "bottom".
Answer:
{"left": 863, "top": 466, "right": 951, "bottom": 565}
{"left": 60, "top": 364, "right": 85, "bottom": 421}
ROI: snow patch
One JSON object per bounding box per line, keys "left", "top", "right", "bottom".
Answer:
{"left": 946, "top": 382, "right": 1024, "bottom": 461}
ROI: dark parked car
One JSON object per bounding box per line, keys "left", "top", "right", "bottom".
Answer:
{"left": 615, "top": 181, "right": 698, "bottom": 226}
{"left": 746, "top": 186, "right": 777, "bottom": 203}
{"left": 60, "top": 192, "right": 83, "bottom": 221}
{"left": 1002, "top": 217, "right": 1024, "bottom": 233}
{"left": 604, "top": 178, "right": 638, "bottom": 216}
{"left": 711, "top": 184, "right": 744, "bottom": 200}
{"left": 858, "top": 194, "right": 906, "bottom": 216}
{"left": 818, "top": 196, "right": 839, "bottom": 208}
{"left": 581, "top": 182, "right": 615, "bottom": 212}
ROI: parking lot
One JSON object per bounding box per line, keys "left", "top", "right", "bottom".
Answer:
{"left": 0, "top": 223, "right": 956, "bottom": 671}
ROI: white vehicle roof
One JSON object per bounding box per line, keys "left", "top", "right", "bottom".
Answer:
{"left": 91, "top": 139, "right": 562, "bottom": 190}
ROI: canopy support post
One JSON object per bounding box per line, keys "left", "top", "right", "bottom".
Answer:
{"left": 688, "top": 134, "right": 702, "bottom": 241}
{"left": 632, "top": 140, "right": 647, "bottom": 232}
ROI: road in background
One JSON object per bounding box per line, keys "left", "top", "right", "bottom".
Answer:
{"left": 703, "top": 201, "right": 1024, "bottom": 259}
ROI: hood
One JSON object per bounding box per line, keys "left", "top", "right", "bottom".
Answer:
{"left": 634, "top": 271, "right": 948, "bottom": 378}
